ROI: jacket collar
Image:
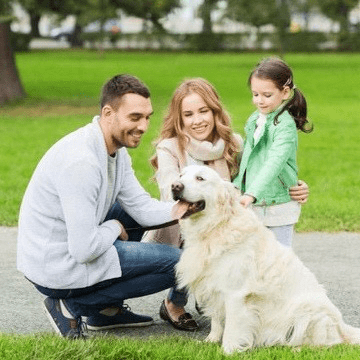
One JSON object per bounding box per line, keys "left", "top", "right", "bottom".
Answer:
{"left": 248, "top": 105, "right": 287, "bottom": 148}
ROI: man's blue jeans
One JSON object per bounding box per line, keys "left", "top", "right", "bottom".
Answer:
{"left": 34, "top": 202, "right": 188, "bottom": 317}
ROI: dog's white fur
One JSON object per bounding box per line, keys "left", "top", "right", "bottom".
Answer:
{"left": 175, "top": 165, "right": 360, "bottom": 353}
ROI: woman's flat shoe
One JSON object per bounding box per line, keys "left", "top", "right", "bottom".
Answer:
{"left": 159, "top": 300, "right": 198, "bottom": 331}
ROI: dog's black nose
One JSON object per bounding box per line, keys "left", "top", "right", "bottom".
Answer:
{"left": 171, "top": 181, "right": 184, "bottom": 200}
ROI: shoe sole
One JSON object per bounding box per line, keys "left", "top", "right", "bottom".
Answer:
{"left": 43, "top": 302, "right": 64, "bottom": 336}
{"left": 87, "top": 319, "right": 154, "bottom": 331}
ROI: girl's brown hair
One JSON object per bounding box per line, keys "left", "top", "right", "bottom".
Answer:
{"left": 151, "top": 78, "right": 240, "bottom": 178}
{"left": 249, "top": 57, "right": 313, "bottom": 133}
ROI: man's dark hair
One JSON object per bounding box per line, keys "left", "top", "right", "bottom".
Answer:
{"left": 100, "top": 74, "right": 151, "bottom": 110}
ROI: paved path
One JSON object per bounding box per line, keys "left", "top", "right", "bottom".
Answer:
{"left": 1, "top": 227, "right": 359, "bottom": 339}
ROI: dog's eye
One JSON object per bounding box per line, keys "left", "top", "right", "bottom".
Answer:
{"left": 196, "top": 176, "right": 205, "bottom": 181}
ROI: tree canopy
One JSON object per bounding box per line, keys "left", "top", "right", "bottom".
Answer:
{"left": 317, "top": 0, "right": 359, "bottom": 33}
{"left": 110, "top": 0, "right": 181, "bottom": 31}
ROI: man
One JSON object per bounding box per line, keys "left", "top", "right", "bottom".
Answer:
{"left": 17, "top": 74, "right": 197, "bottom": 338}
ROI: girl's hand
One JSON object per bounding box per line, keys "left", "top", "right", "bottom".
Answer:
{"left": 240, "top": 194, "right": 255, "bottom": 208}
{"left": 289, "top": 180, "right": 309, "bottom": 204}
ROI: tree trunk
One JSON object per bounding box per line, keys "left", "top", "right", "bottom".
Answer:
{"left": 0, "top": 21, "right": 26, "bottom": 104}
{"left": 69, "top": 22, "right": 83, "bottom": 48}
{"left": 150, "top": 15, "right": 166, "bottom": 33}
{"left": 202, "top": 0, "right": 213, "bottom": 34}
{"left": 275, "top": 0, "right": 290, "bottom": 58}
{"left": 338, "top": 6, "right": 350, "bottom": 43}
{"left": 29, "top": 12, "right": 41, "bottom": 38}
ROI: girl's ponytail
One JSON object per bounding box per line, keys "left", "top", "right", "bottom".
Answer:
{"left": 280, "top": 88, "right": 313, "bottom": 133}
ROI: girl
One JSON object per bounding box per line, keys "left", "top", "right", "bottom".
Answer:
{"left": 233, "top": 57, "right": 313, "bottom": 247}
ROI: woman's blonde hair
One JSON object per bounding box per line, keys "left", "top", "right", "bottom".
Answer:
{"left": 151, "top": 78, "right": 240, "bottom": 178}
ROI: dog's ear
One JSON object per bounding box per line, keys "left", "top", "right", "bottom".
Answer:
{"left": 215, "top": 180, "right": 239, "bottom": 215}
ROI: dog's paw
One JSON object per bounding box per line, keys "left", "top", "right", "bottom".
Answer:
{"left": 222, "top": 341, "right": 251, "bottom": 354}
{"left": 205, "top": 332, "right": 222, "bottom": 343}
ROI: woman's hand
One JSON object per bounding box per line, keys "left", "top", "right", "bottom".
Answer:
{"left": 290, "top": 180, "right": 309, "bottom": 204}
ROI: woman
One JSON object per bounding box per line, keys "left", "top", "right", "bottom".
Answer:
{"left": 144, "top": 78, "right": 309, "bottom": 330}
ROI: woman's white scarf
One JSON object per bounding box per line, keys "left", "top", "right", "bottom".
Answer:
{"left": 185, "top": 136, "right": 231, "bottom": 180}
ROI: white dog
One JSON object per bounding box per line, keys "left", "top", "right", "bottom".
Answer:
{"left": 173, "top": 165, "right": 360, "bottom": 354}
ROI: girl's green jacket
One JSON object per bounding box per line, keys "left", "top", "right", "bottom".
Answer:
{"left": 233, "top": 109, "right": 298, "bottom": 206}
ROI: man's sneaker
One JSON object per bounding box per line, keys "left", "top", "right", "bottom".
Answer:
{"left": 43, "top": 297, "right": 86, "bottom": 339}
{"left": 86, "top": 304, "right": 153, "bottom": 330}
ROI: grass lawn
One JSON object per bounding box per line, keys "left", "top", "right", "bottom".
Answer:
{"left": 1, "top": 333, "right": 360, "bottom": 360}
{"left": 0, "top": 51, "right": 359, "bottom": 231}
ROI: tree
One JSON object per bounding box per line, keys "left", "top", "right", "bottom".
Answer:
{"left": 290, "top": 0, "right": 319, "bottom": 30}
{"left": 224, "top": 0, "right": 291, "bottom": 55}
{"left": 0, "top": 1, "right": 26, "bottom": 104}
{"left": 317, "top": 0, "right": 359, "bottom": 38}
{"left": 194, "top": 0, "right": 222, "bottom": 51}
{"left": 16, "top": 0, "right": 42, "bottom": 37}
{"left": 199, "top": 0, "right": 219, "bottom": 34}
{"left": 42, "top": 0, "right": 90, "bottom": 47}
{"left": 17, "top": 0, "right": 94, "bottom": 46}
{"left": 274, "top": 0, "right": 291, "bottom": 56}
{"left": 225, "top": 0, "right": 273, "bottom": 29}
{"left": 111, "top": 0, "right": 181, "bottom": 32}
{"left": 224, "top": 0, "right": 277, "bottom": 47}
{"left": 81, "top": 0, "right": 119, "bottom": 45}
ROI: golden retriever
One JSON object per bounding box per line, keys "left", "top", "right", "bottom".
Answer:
{"left": 173, "top": 165, "right": 360, "bottom": 353}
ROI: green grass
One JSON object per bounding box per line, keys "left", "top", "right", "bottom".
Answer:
{"left": 0, "top": 50, "right": 359, "bottom": 230}
{"left": 0, "top": 334, "right": 359, "bottom": 360}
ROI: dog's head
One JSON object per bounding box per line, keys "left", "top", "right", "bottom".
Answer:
{"left": 172, "top": 165, "right": 239, "bottom": 219}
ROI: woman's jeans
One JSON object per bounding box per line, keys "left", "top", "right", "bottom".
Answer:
{"left": 34, "top": 202, "right": 188, "bottom": 317}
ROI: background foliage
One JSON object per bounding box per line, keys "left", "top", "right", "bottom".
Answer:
{"left": 3, "top": 0, "right": 360, "bottom": 51}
